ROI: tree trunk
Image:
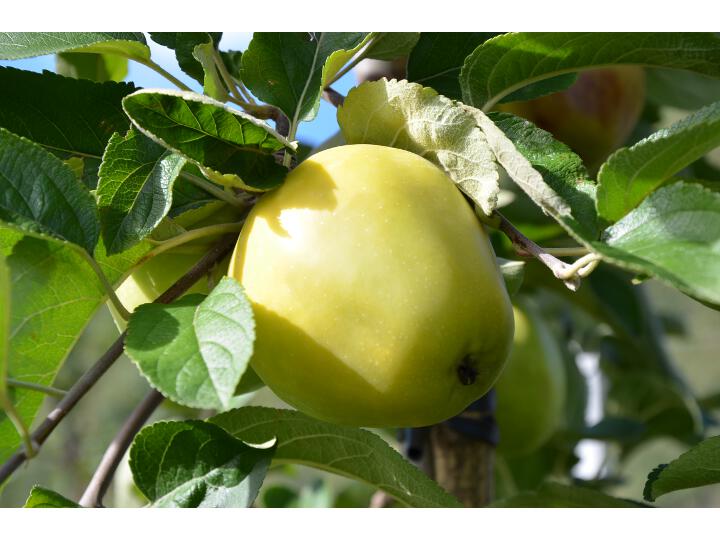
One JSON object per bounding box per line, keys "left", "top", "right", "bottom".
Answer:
{"left": 402, "top": 390, "right": 498, "bottom": 507}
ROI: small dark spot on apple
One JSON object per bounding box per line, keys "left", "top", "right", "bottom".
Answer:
{"left": 457, "top": 356, "right": 477, "bottom": 386}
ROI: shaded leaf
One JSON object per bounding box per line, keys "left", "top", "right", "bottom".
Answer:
{"left": 498, "top": 258, "right": 525, "bottom": 297}
{"left": 407, "top": 32, "right": 498, "bottom": 100}
{"left": 24, "top": 486, "right": 79, "bottom": 508}
{"left": 122, "top": 89, "right": 293, "bottom": 191}
{"left": 220, "top": 50, "right": 242, "bottom": 79}
{"left": 461, "top": 32, "right": 720, "bottom": 110}
{"left": 125, "top": 277, "right": 255, "bottom": 410}
{"left": 97, "top": 130, "right": 186, "bottom": 255}
{"left": 338, "top": 79, "right": 499, "bottom": 216}
{"left": 242, "top": 32, "right": 369, "bottom": 125}
{"left": 55, "top": 51, "right": 128, "bottom": 82}
{"left": 129, "top": 420, "right": 274, "bottom": 507}
{"left": 581, "top": 416, "right": 646, "bottom": 443}
{"left": 169, "top": 171, "right": 220, "bottom": 217}
{"left": 597, "top": 101, "right": 720, "bottom": 222}
{"left": 644, "top": 436, "right": 720, "bottom": 502}
{"left": 0, "top": 128, "right": 99, "bottom": 253}
{"left": 365, "top": 32, "right": 420, "bottom": 61}
{"left": 488, "top": 111, "right": 598, "bottom": 239}
{"left": 0, "top": 66, "right": 134, "bottom": 159}
{"left": 149, "top": 32, "right": 222, "bottom": 84}
{"left": 498, "top": 73, "right": 577, "bottom": 104}
{"left": 0, "top": 32, "right": 147, "bottom": 60}
{"left": 462, "top": 105, "right": 576, "bottom": 232}
{"left": 646, "top": 68, "right": 720, "bottom": 110}
{"left": 491, "top": 482, "right": 648, "bottom": 507}
{"left": 210, "top": 406, "right": 462, "bottom": 508}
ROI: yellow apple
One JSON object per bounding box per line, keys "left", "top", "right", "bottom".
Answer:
{"left": 229, "top": 144, "right": 515, "bottom": 427}
{"left": 495, "top": 298, "right": 566, "bottom": 456}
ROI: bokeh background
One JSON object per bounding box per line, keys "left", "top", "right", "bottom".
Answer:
{"left": 1, "top": 33, "right": 719, "bottom": 508}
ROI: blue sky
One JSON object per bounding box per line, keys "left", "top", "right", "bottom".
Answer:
{"left": 0, "top": 32, "right": 355, "bottom": 147}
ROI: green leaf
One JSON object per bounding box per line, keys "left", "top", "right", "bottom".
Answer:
{"left": 491, "top": 482, "right": 648, "bottom": 507}
{"left": 0, "top": 32, "right": 148, "bottom": 60}
{"left": 97, "top": 130, "right": 186, "bottom": 255}
{"left": 488, "top": 111, "right": 599, "bottom": 239}
{"left": 597, "top": 102, "right": 720, "bottom": 223}
{"left": 262, "top": 485, "right": 299, "bottom": 508}
{"left": 241, "top": 32, "right": 369, "bottom": 126}
{"left": 55, "top": 51, "right": 128, "bottom": 82}
{"left": 220, "top": 50, "right": 242, "bottom": 79}
{"left": 24, "top": 486, "right": 79, "bottom": 508}
{"left": 365, "top": 32, "right": 420, "bottom": 61}
{"left": 210, "top": 406, "right": 462, "bottom": 508}
{"left": 461, "top": 32, "right": 720, "bottom": 110}
{"left": 149, "top": 32, "right": 222, "bottom": 84}
{"left": 581, "top": 416, "right": 646, "bottom": 443}
{"left": 498, "top": 258, "right": 525, "bottom": 297}
{"left": 592, "top": 182, "right": 720, "bottom": 307}
{"left": 644, "top": 436, "right": 720, "bottom": 502}
{"left": 0, "top": 254, "right": 10, "bottom": 393}
{"left": 0, "top": 128, "right": 100, "bottom": 253}
{"left": 646, "top": 68, "right": 720, "bottom": 110}
{"left": 0, "top": 227, "right": 151, "bottom": 463}
{"left": 0, "top": 67, "right": 135, "bottom": 160}
{"left": 407, "top": 32, "right": 498, "bottom": 100}
{"left": 129, "top": 420, "right": 274, "bottom": 507}
{"left": 122, "top": 89, "right": 293, "bottom": 191}
{"left": 0, "top": 252, "right": 34, "bottom": 458}
{"left": 498, "top": 73, "right": 577, "bottom": 104}
{"left": 169, "top": 171, "right": 219, "bottom": 217}
{"left": 462, "top": 105, "right": 580, "bottom": 238}
{"left": 337, "top": 79, "right": 499, "bottom": 216}
{"left": 125, "top": 277, "right": 255, "bottom": 410}
{"left": 191, "top": 40, "right": 227, "bottom": 101}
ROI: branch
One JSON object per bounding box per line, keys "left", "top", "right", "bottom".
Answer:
{"left": 79, "top": 389, "right": 164, "bottom": 507}
{"left": 495, "top": 212, "right": 582, "bottom": 291}
{"left": 0, "top": 234, "right": 238, "bottom": 486}
{"left": 322, "top": 87, "right": 345, "bottom": 108}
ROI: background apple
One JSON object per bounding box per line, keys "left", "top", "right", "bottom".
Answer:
{"left": 498, "top": 67, "right": 646, "bottom": 171}
{"left": 494, "top": 297, "right": 566, "bottom": 456}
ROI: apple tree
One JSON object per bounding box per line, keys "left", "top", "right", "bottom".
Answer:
{"left": 1, "top": 32, "right": 720, "bottom": 508}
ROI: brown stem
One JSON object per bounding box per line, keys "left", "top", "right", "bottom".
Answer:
{"left": 322, "top": 87, "right": 345, "bottom": 108}
{"left": 274, "top": 109, "right": 291, "bottom": 138}
{"left": 495, "top": 212, "right": 581, "bottom": 291}
{"left": 79, "top": 390, "right": 164, "bottom": 507}
{"left": 0, "top": 235, "right": 238, "bottom": 486}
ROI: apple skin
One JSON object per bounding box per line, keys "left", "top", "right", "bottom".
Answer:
{"left": 498, "top": 67, "right": 646, "bottom": 171}
{"left": 495, "top": 298, "right": 566, "bottom": 456}
{"left": 229, "top": 144, "right": 515, "bottom": 427}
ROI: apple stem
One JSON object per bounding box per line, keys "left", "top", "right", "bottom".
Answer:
{"left": 494, "top": 212, "right": 584, "bottom": 291}
{"left": 180, "top": 172, "right": 250, "bottom": 209}
{"left": 138, "top": 222, "right": 247, "bottom": 266}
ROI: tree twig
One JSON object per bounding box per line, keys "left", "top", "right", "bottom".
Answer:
{"left": 322, "top": 87, "right": 345, "bottom": 108}
{"left": 6, "top": 378, "right": 66, "bottom": 399}
{"left": 79, "top": 389, "right": 164, "bottom": 508}
{"left": 0, "top": 235, "right": 239, "bottom": 486}
{"left": 495, "top": 212, "right": 582, "bottom": 291}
